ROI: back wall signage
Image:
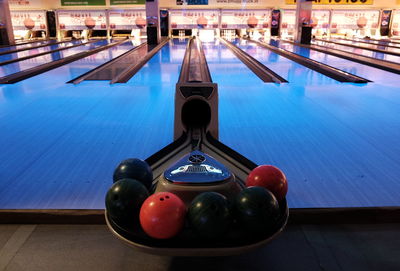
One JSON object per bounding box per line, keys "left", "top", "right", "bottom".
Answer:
{"left": 61, "top": 0, "right": 106, "bottom": 6}
{"left": 57, "top": 10, "right": 107, "bottom": 30}
{"left": 285, "top": 0, "right": 373, "bottom": 4}
{"left": 11, "top": 10, "right": 47, "bottom": 31}
{"left": 110, "top": 0, "right": 145, "bottom": 4}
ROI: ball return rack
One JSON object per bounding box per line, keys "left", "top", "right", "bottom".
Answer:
{"left": 105, "top": 37, "right": 289, "bottom": 256}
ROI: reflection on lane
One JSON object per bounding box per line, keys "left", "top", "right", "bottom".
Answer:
{"left": 0, "top": 39, "right": 110, "bottom": 77}
{"left": 0, "top": 39, "right": 60, "bottom": 53}
{"left": 272, "top": 39, "right": 399, "bottom": 83}
{"left": 0, "top": 40, "right": 85, "bottom": 63}
{"left": 233, "top": 39, "right": 336, "bottom": 85}
{"left": 312, "top": 39, "right": 400, "bottom": 62}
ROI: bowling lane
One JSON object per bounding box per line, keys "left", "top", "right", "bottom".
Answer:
{"left": 339, "top": 37, "right": 400, "bottom": 49}
{"left": 232, "top": 39, "right": 337, "bottom": 85}
{"left": 325, "top": 38, "right": 400, "bottom": 54}
{"left": 0, "top": 39, "right": 110, "bottom": 77}
{"left": 0, "top": 39, "right": 84, "bottom": 63}
{"left": 272, "top": 39, "right": 399, "bottom": 85}
{"left": 0, "top": 39, "right": 186, "bottom": 208}
{"left": 312, "top": 39, "right": 400, "bottom": 63}
{"left": 203, "top": 39, "right": 400, "bottom": 208}
{"left": 0, "top": 39, "right": 59, "bottom": 54}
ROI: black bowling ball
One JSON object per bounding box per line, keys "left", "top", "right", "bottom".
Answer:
{"left": 235, "top": 186, "right": 280, "bottom": 234}
{"left": 113, "top": 158, "right": 153, "bottom": 189}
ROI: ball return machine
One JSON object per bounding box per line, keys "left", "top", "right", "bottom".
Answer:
{"left": 105, "top": 37, "right": 289, "bottom": 256}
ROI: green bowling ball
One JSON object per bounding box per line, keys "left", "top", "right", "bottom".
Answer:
{"left": 188, "top": 192, "right": 232, "bottom": 240}
{"left": 105, "top": 178, "right": 149, "bottom": 227}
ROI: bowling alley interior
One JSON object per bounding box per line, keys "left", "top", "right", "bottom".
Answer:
{"left": 1, "top": 0, "right": 400, "bottom": 270}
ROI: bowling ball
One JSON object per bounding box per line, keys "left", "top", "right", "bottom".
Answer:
{"left": 110, "top": 23, "right": 116, "bottom": 29}
{"left": 85, "top": 17, "right": 96, "bottom": 29}
{"left": 188, "top": 192, "right": 232, "bottom": 240}
{"left": 247, "top": 16, "right": 259, "bottom": 28}
{"left": 235, "top": 186, "right": 280, "bottom": 234}
{"left": 105, "top": 178, "right": 149, "bottom": 226}
{"left": 197, "top": 17, "right": 208, "bottom": 28}
{"left": 310, "top": 17, "right": 318, "bottom": 28}
{"left": 357, "top": 17, "right": 367, "bottom": 29}
{"left": 113, "top": 158, "right": 153, "bottom": 189}
{"left": 24, "top": 18, "right": 35, "bottom": 30}
{"left": 135, "top": 17, "right": 146, "bottom": 29}
{"left": 140, "top": 192, "right": 186, "bottom": 239}
{"left": 246, "top": 165, "right": 288, "bottom": 201}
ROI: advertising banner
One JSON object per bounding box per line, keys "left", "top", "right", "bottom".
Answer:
{"left": 110, "top": 0, "right": 145, "bottom": 5}
{"left": 11, "top": 10, "right": 47, "bottom": 31}
{"left": 380, "top": 10, "right": 391, "bottom": 36}
{"left": 285, "top": 0, "right": 373, "bottom": 5}
{"left": 57, "top": 10, "right": 107, "bottom": 30}
{"left": 9, "top": 0, "right": 43, "bottom": 8}
{"left": 108, "top": 10, "right": 146, "bottom": 29}
{"left": 176, "top": 0, "right": 208, "bottom": 5}
{"left": 220, "top": 10, "right": 271, "bottom": 29}
{"left": 331, "top": 10, "right": 380, "bottom": 30}
{"left": 170, "top": 9, "right": 219, "bottom": 29}
{"left": 61, "top": 0, "right": 106, "bottom": 6}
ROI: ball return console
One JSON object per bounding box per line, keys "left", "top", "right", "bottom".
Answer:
{"left": 105, "top": 37, "right": 289, "bottom": 256}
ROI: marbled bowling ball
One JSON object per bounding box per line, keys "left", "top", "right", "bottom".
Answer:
{"left": 24, "top": 18, "right": 35, "bottom": 30}
{"left": 357, "top": 17, "right": 367, "bottom": 29}
{"left": 140, "top": 192, "right": 186, "bottom": 239}
{"left": 247, "top": 16, "right": 258, "bottom": 28}
{"left": 110, "top": 23, "right": 116, "bottom": 29}
{"left": 101, "top": 23, "right": 107, "bottom": 29}
{"left": 188, "top": 192, "right": 232, "bottom": 240}
{"left": 85, "top": 17, "right": 96, "bottom": 29}
{"left": 135, "top": 17, "right": 146, "bottom": 29}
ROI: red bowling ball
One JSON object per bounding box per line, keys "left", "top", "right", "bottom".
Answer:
{"left": 246, "top": 165, "right": 288, "bottom": 201}
{"left": 139, "top": 192, "right": 186, "bottom": 239}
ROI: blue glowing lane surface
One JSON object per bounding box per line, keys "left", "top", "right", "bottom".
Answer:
{"left": 312, "top": 39, "right": 400, "bottom": 63}
{"left": 0, "top": 39, "right": 84, "bottom": 62}
{"left": 0, "top": 39, "right": 109, "bottom": 77}
{"left": 203, "top": 38, "right": 400, "bottom": 208}
{"left": 272, "top": 39, "right": 399, "bottom": 85}
{"left": 0, "top": 39, "right": 185, "bottom": 208}
{"left": 232, "top": 38, "right": 337, "bottom": 85}
{"left": 0, "top": 39, "right": 59, "bottom": 53}
{"left": 0, "top": 38, "right": 400, "bottom": 209}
